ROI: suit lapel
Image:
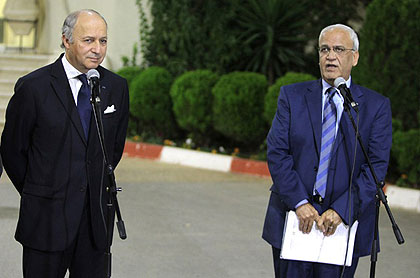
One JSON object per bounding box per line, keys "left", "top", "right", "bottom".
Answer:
{"left": 96, "top": 67, "right": 111, "bottom": 109}
{"left": 50, "top": 56, "right": 87, "bottom": 146}
{"left": 304, "top": 80, "right": 323, "bottom": 156}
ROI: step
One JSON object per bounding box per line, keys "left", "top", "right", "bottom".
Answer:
{"left": 0, "top": 79, "right": 15, "bottom": 93}
{"left": 0, "top": 66, "right": 35, "bottom": 80}
{"left": 0, "top": 91, "right": 12, "bottom": 107}
{"left": 0, "top": 106, "right": 6, "bottom": 123}
{"left": 0, "top": 53, "right": 51, "bottom": 69}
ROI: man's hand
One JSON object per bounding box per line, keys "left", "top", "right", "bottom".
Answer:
{"left": 316, "top": 209, "right": 342, "bottom": 236}
{"left": 295, "top": 203, "right": 320, "bottom": 234}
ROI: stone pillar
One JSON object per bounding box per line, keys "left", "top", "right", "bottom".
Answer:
{"left": 36, "top": 0, "right": 68, "bottom": 55}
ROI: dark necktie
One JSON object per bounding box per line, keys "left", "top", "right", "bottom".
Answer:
{"left": 314, "top": 87, "right": 337, "bottom": 198}
{"left": 77, "top": 74, "right": 92, "bottom": 139}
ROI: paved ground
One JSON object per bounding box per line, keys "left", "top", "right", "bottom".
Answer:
{"left": 0, "top": 157, "right": 418, "bottom": 277}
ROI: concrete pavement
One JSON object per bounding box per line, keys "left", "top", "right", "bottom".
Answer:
{"left": 0, "top": 157, "right": 418, "bottom": 277}
{"left": 125, "top": 141, "right": 420, "bottom": 213}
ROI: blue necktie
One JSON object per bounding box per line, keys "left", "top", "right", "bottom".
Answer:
{"left": 314, "top": 87, "right": 337, "bottom": 198}
{"left": 77, "top": 74, "right": 92, "bottom": 139}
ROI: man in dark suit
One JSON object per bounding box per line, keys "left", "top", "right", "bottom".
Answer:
{"left": 0, "top": 9, "right": 129, "bottom": 277}
{"left": 262, "top": 24, "right": 392, "bottom": 277}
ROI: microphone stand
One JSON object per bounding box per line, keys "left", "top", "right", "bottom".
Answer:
{"left": 340, "top": 96, "right": 404, "bottom": 278}
{"left": 90, "top": 78, "right": 127, "bottom": 278}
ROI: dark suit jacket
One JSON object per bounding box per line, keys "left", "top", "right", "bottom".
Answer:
{"left": 262, "top": 79, "right": 392, "bottom": 258}
{"left": 0, "top": 54, "right": 129, "bottom": 252}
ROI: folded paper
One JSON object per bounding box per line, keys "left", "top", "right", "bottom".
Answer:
{"left": 280, "top": 211, "right": 358, "bottom": 266}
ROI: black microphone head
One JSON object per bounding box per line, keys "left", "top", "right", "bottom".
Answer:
{"left": 86, "top": 69, "right": 100, "bottom": 80}
{"left": 334, "top": 77, "right": 346, "bottom": 88}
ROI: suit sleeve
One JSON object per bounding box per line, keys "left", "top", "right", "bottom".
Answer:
{"left": 331, "top": 97, "right": 392, "bottom": 223}
{"left": 267, "top": 86, "right": 309, "bottom": 209}
{"left": 0, "top": 152, "right": 2, "bottom": 177}
{"left": 111, "top": 79, "right": 129, "bottom": 168}
{"left": 0, "top": 78, "right": 37, "bottom": 193}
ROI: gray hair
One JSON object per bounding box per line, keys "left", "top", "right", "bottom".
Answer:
{"left": 61, "top": 9, "right": 107, "bottom": 49}
{"left": 318, "top": 24, "right": 359, "bottom": 51}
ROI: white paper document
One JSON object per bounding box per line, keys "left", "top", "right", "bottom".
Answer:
{"left": 280, "top": 211, "right": 358, "bottom": 266}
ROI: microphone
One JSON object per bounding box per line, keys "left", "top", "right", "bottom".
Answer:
{"left": 87, "top": 69, "right": 100, "bottom": 85}
{"left": 86, "top": 69, "right": 100, "bottom": 100}
{"left": 334, "top": 77, "right": 358, "bottom": 112}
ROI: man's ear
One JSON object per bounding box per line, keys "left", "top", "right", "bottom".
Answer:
{"left": 62, "top": 35, "right": 70, "bottom": 49}
{"left": 352, "top": 51, "right": 359, "bottom": 67}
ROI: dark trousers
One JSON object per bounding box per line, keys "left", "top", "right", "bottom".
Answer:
{"left": 22, "top": 205, "right": 106, "bottom": 278}
{"left": 272, "top": 247, "right": 359, "bottom": 278}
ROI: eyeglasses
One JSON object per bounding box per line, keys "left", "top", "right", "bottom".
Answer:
{"left": 318, "top": 46, "right": 355, "bottom": 56}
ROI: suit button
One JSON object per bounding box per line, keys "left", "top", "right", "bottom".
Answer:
{"left": 314, "top": 166, "right": 318, "bottom": 172}
{"left": 87, "top": 160, "right": 91, "bottom": 165}
{"left": 80, "top": 187, "right": 86, "bottom": 192}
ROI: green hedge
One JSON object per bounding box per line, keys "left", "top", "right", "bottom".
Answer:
{"left": 212, "top": 72, "right": 268, "bottom": 147}
{"left": 117, "top": 64, "right": 419, "bottom": 188}
{"left": 116, "top": 66, "right": 143, "bottom": 136}
{"left": 264, "top": 72, "right": 316, "bottom": 124}
{"left": 392, "top": 128, "right": 420, "bottom": 188}
{"left": 353, "top": 0, "right": 420, "bottom": 186}
{"left": 353, "top": 0, "right": 420, "bottom": 130}
{"left": 130, "top": 66, "right": 178, "bottom": 139}
{"left": 116, "top": 66, "right": 142, "bottom": 89}
{"left": 170, "top": 70, "right": 219, "bottom": 145}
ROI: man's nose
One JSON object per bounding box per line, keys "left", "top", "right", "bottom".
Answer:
{"left": 91, "top": 41, "right": 100, "bottom": 53}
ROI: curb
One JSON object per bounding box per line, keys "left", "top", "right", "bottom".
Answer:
{"left": 385, "top": 185, "right": 420, "bottom": 213}
{"left": 123, "top": 141, "right": 420, "bottom": 213}
{"left": 123, "top": 141, "right": 270, "bottom": 177}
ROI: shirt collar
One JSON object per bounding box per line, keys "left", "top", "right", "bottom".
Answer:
{"left": 61, "top": 54, "right": 83, "bottom": 80}
{"left": 322, "top": 76, "right": 352, "bottom": 95}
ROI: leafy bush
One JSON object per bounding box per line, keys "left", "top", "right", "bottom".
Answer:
{"left": 115, "top": 66, "right": 143, "bottom": 136}
{"left": 234, "top": 0, "right": 307, "bottom": 84}
{"left": 212, "top": 72, "right": 268, "bottom": 147}
{"left": 130, "top": 66, "right": 178, "bottom": 139}
{"left": 116, "top": 66, "right": 142, "bottom": 89}
{"left": 139, "top": 0, "right": 239, "bottom": 77}
{"left": 352, "top": 0, "right": 420, "bottom": 188}
{"left": 137, "top": 0, "right": 370, "bottom": 84}
{"left": 170, "top": 70, "right": 219, "bottom": 145}
{"left": 392, "top": 128, "right": 420, "bottom": 188}
{"left": 353, "top": 0, "right": 420, "bottom": 130}
{"left": 264, "top": 72, "right": 316, "bottom": 124}
{"left": 121, "top": 43, "right": 139, "bottom": 68}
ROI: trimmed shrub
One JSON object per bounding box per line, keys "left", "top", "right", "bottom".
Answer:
{"left": 170, "top": 70, "right": 219, "bottom": 145}
{"left": 264, "top": 72, "right": 316, "bottom": 124}
{"left": 392, "top": 128, "right": 420, "bottom": 188}
{"left": 116, "top": 66, "right": 142, "bottom": 89}
{"left": 130, "top": 66, "right": 178, "bottom": 139}
{"left": 212, "top": 72, "right": 268, "bottom": 147}
{"left": 116, "top": 66, "right": 143, "bottom": 136}
{"left": 116, "top": 66, "right": 143, "bottom": 137}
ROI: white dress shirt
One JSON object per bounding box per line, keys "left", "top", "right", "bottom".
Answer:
{"left": 61, "top": 55, "right": 84, "bottom": 106}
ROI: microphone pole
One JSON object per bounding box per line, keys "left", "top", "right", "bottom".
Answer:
{"left": 88, "top": 69, "right": 127, "bottom": 278}
{"left": 333, "top": 78, "right": 404, "bottom": 278}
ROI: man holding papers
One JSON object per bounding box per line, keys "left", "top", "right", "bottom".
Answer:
{"left": 262, "top": 24, "right": 392, "bottom": 277}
